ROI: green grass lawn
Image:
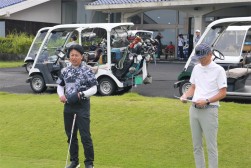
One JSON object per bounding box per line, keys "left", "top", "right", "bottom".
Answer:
{"left": 0, "top": 61, "right": 24, "bottom": 68}
{"left": 0, "top": 92, "right": 250, "bottom": 168}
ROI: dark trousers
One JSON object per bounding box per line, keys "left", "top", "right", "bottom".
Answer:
{"left": 64, "top": 112, "right": 94, "bottom": 166}
{"left": 178, "top": 46, "right": 184, "bottom": 59}
{"left": 157, "top": 44, "right": 162, "bottom": 58}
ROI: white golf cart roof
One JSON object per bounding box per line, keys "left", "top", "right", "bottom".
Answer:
{"left": 50, "top": 22, "right": 134, "bottom": 32}
{"left": 206, "top": 17, "right": 251, "bottom": 27}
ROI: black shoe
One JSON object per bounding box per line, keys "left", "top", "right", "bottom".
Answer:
{"left": 85, "top": 165, "right": 94, "bottom": 168}
{"left": 66, "top": 161, "right": 80, "bottom": 168}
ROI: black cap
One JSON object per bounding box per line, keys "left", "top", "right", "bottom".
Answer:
{"left": 71, "top": 35, "right": 77, "bottom": 41}
{"left": 67, "top": 44, "right": 84, "bottom": 57}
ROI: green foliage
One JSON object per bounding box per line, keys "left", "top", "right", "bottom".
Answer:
{"left": 0, "top": 92, "right": 250, "bottom": 168}
{"left": 0, "top": 32, "right": 33, "bottom": 55}
{"left": 82, "top": 37, "right": 103, "bottom": 50}
{"left": 0, "top": 37, "right": 12, "bottom": 54}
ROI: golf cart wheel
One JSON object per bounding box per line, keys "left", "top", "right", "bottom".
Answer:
{"left": 98, "top": 77, "right": 116, "bottom": 96}
{"left": 30, "top": 74, "right": 47, "bottom": 93}
{"left": 179, "top": 80, "right": 191, "bottom": 96}
{"left": 25, "top": 61, "right": 33, "bottom": 73}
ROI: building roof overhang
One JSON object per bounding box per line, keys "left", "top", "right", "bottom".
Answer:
{"left": 0, "top": 0, "right": 51, "bottom": 17}
{"left": 0, "top": 0, "right": 25, "bottom": 9}
{"left": 85, "top": 0, "right": 251, "bottom": 13}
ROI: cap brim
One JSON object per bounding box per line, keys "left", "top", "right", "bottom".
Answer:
{"left": 192, "top": 54, "right": 207, "bottom": 60}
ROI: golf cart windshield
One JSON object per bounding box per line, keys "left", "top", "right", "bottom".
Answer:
{"left": 27, "top": 29, "right": 49, "bottom": 59}
{"left": 37, "top": 30, "right": 71, "bottom": 63}
{"left": 213, "top": 28, "right": 246, "bottom": 57}
{"left": 201, "top": 26, "right": 246, "bottom": 57}
{"left": 200, "top": 27, "right": 223, "bottom": 46}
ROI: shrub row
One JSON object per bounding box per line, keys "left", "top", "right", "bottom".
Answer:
{"left": 0, "top": 32, "right": 34, "bottom": 61}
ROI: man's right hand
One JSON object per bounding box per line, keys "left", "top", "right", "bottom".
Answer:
{"left": 180, "top": 95, "right": 188, "bottom": 103}
{"left": 59, "top": 95, "right": 67, "bottom": 104}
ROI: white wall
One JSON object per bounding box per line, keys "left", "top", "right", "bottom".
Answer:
{"left": 6, "top": 0, "right": 61, "bottom": 24}
{"left": 207, "top": 6, "right": 251, "bottom": 17}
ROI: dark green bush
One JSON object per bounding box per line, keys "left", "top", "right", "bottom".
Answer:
{"left": 0, "top": 32, "right": 34, "bottom": 55}
{"left": 0, "top": 38, "right": 13, "bottom": 54}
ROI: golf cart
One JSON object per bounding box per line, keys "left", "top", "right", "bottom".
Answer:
{"left": 23, "top": 27, "right": 50, "bottom": 72}
{"left": 127, "top": 30, "right": 153, "bottom": 42}
{"left": 26, "top": 23, "right": 155, "bottom": 95}
{"left": 174, "top": 17, "right": 251, "bottom": 99}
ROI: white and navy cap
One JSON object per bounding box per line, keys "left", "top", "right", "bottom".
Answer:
{"left": 194, "top": 43, "right": 211, "bottom": 59}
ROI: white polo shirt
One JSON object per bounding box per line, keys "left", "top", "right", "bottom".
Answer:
{"left": 190, "top": 61, "right": 227, "bottom": 106}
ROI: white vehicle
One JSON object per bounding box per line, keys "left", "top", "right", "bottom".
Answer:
{"left": 174, "top": 17, "right": 251, "bottom": 99}
{"left": 23, "top": 27, "right": 50, "bottom": 72}
{"left": 26, "top": 23, "right": 156, "bottom": 95}
{"left": 127, "top": 30, "right": 153, "bottom": 42}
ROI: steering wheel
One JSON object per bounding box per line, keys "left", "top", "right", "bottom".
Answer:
{"left": 55, "top": 49, "right": 66, "bottom": 59}
{"left": 212, "top": 49, "right": 224, "bottom": 60}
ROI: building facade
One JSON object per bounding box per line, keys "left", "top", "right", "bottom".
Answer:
{"left": 0, "top": 0, "right": 251, "bottom": 56}
{"left": 85, "top": 0, "right": 251, "bottom": 51}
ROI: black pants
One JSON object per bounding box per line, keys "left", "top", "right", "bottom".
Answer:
{"left": 178, "top": 46, "right": 184, "bottom": 59}
{"left": 64, "top": 110, "right": 94, "bottom": 166}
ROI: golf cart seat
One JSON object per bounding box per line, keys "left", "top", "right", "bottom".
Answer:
{"left": 226, "top": 67, "right": 251, "bottom": 91}
{"left": 226, "top": 68, "right": 251, "bottom": 78}
{"left": 85, "top": 52, "right": 95, "bottom": 62}
{"left": 243, "top": 45, "right": 251, "bottom": 53}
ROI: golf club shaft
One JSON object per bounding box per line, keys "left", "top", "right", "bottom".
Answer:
{"left": 65, "top": 114, "right": 77, "bottom": 168}
{"left": 174, "top": 95, "right": 193, "bottom": 102}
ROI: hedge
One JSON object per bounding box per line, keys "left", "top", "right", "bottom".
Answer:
{"left": 0, "top": 32, "right": 34, "bottom": 61}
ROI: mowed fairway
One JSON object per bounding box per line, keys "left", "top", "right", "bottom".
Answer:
{"left": 0, "top": 92, "right": 250, "bottom": 168}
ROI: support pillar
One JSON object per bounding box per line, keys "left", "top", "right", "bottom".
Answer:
{"left": 121, "top": 12, "right": 129, "bottom": 22}
{"left": 194, "top": 15, "right": 206, "bottom": 33}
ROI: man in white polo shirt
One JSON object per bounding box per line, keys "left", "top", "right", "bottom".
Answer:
{"left": 193, "top": 29, "right": 201, "bottom": 47}
{"left": 180, "top": 43, "right": 227, "bottom": 168}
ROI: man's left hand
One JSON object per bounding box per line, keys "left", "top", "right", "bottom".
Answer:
{"left": 194, "top": 99, "right": 207, "bottom": 108}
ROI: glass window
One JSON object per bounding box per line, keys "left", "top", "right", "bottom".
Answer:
{"left": 0, "top": 21, "right": 5, "bottom": 37}
{"left": 111, "top": 13, "right": 121, "bottom": 23}
{"left": 178, "top": 11, "right": 187, "bottom": 24}
{"left": 130, "top": 15, "right": 141, "bottom": 24}
{"left": 153, "top": 29, "right": 176, "bottom": 46}
{"left": 144, "top": 10, "right": 177, "bottom": 24}
{"left": 92, "top": 11, "right": 108, "bottom": 23}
